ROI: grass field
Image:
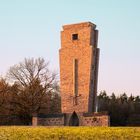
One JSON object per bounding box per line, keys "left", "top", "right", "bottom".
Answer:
{"left": 0, "top": 127, "right": 140, "bottom": 140}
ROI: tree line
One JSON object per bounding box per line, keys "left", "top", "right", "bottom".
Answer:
{"left": 0, "top": 58, "right": 61, "bottom": 125}
{"left": 0, "top": 57, "right": 139, "bottom": 126}
{"left": 98, "top": 91, "right": 140, "bottom": 126}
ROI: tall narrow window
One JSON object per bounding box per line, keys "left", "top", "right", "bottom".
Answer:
{"left": 72, "top": 34, "right": 78, "bottom": 40}
{"left": 73, "top": 59, "right": 78, "bottom": 98}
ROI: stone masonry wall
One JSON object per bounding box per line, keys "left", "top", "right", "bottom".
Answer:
{"left": 32, "top": 113, "right": 110, "bottom": 126}
{"left": 38, "top": 117, "right": 64, "bottom": 126}
{"left": 82, "top": 115, "right": 109, "bottom": 126}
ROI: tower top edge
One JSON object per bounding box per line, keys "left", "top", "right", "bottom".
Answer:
{"left": 62, "top": 22, "right": 96, "bottom": 30}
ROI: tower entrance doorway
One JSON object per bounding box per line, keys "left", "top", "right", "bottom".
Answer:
{"left": 69, "top": 112, "right": 79, "bottom": 126}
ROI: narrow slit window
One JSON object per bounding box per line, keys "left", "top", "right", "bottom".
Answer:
{"left": 72, "top": 34, "right": 78, "bottom": 40}
{"left": 73, "top": 59, "right": 78, "bottom": 105}
{"left": 73, "top": 59, "right": 78, "bottom": 97}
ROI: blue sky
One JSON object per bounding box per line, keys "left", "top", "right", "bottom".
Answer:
{"left": 0, "top": 0, "right": 140, "bottom": 95}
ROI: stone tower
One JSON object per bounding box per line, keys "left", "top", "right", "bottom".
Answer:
{"left": 59, "top": 22, "right": 100, "bottom": 114}
{"left": 33, "top": 22, "right": 109, "bottom": 126}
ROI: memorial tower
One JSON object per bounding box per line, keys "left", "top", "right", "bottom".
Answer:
{"left": 33, "top": 22, "right": 109, "bottom": 126}
{"left": 59, "top": 22, "right": 100, "bottom": 114}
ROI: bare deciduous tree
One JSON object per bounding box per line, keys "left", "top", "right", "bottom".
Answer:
{"left": 7, "top": 58, "right": 58, "bottom": 117}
